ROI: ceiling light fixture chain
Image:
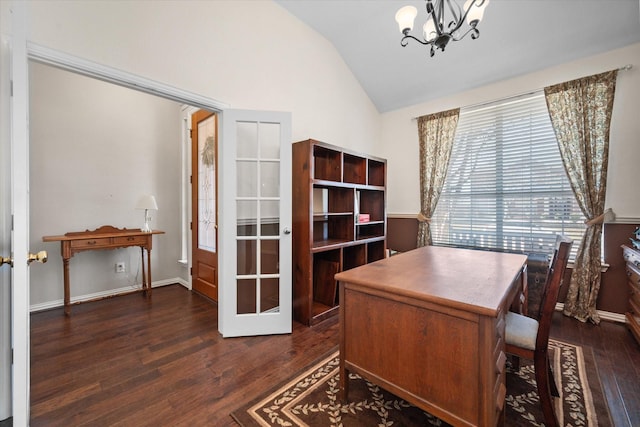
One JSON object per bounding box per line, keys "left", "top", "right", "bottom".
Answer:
{"left": 395, "top": 0, "right": 490, "bottom": 57}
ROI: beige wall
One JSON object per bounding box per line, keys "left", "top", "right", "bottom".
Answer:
{"left": 379, "top": 42, "right": 640, "bottom": 221}
{"left": 30, "top": 62, "right": 184, "bottom": 306}
{"left": 25, "top": 0, "right": 380, "bottom": 153}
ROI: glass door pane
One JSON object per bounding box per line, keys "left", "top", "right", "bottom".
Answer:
{"left": 236, "top": 121, "right": 281, "bottom": 314}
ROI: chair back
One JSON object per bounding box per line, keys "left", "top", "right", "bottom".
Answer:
{"left": 535, "top": 235, "right": 573, "bottom": 352}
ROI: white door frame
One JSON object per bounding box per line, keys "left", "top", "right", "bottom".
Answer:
{"left": 11, "top": 40, "right": 229, "bottom": 425}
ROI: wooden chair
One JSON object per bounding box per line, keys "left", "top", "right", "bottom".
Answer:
{"left": 505, "top": 235, "right": 573, "bottom": 427}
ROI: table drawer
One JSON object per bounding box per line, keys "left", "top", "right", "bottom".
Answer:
{"left": 113, "top": 235, "right": 148, "bottom": 246}
{"left": 70, "top": 238, "right": 109, "bottom": 249}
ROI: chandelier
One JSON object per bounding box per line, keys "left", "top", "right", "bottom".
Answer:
{"left": 395, "top": 0, "right": 490, "bottom": 57}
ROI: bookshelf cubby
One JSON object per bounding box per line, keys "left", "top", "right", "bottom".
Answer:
{"left": 293, "top": 139, "right": 387, "bottom": 326}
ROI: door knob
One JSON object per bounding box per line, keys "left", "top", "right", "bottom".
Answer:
{"left": 0, "top": 256, "right": 12, "bottom": 268}
{"left": 283, "top": 227, "right": 291, "bottom": 235}
{"left": 27, "top": 250, "right": 48, "bottom": 265}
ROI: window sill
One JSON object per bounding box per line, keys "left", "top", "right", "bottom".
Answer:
{"left": 566, "top": 261, "right": 609, "bottom": 273}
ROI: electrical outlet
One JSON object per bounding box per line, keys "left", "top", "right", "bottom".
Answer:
{"left": 115, "top": 262, "right": 126, "bottom": 273}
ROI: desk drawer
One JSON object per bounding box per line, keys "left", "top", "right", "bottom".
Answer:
{"left": 627, "top": 263, "right": 640, "bottom": 291}
{"left": 70, "top": 238, "right": 109, "bottom": 249}
{"left": 623, "top": 246, "right": 640, "bottom": 269}
{"left": 113, "top": 235, "right": 147, "bottom": 246}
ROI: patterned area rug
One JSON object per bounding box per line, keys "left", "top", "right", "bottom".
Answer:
{"left": 231, "top": 339, "right": 611, "bottom": 426}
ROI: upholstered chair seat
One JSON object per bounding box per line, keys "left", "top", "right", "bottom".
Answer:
{"left": 505, "top": 312, "right": 538, "bottom": 350}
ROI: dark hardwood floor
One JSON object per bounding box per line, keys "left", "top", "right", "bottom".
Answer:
{"left": 28, "top": 284, "right": 639, "bottom": 426}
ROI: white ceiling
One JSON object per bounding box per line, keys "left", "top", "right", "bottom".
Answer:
{"left": 274, "top": 0, "right": 640, "bottom": 113}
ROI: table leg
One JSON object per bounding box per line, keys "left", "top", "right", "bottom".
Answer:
{"left": 140, "top": 247, "right": 147, "bottom": 295}
{"left": 63, "top": 258, "right": 70, "bottom": 316}
{"left": 146, "top": 247, "right": 152, "bottom": 297}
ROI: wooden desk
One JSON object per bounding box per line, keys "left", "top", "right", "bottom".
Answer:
{"left": 43, "top": 225, "right": 165, "bottom": 315}
{"left": 336, "top": 245, "right": 527, "bottom": 427}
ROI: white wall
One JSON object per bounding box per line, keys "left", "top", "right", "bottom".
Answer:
{"left": 379, "top": 42, "right": 640, "bottom": 221}
{"left": 30, "top": 62, "right": 184, "bottom": 306}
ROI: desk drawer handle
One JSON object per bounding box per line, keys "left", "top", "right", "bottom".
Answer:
{"left": 127, "top": 237, "right": 135, "bottom": 241}
{"left": 496, "top": 351, "right": 506, "bottom": 374}
{"left": 87, "top": 240, "right": 97, "bottom": 245}
{"left": 496, "top": 383, "right": 506, "bottom": 411}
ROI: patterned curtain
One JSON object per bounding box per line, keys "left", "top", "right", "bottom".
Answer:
{"left": 417, "top": 108, "right": 460, "bottom": 247}
{"left": 544, "top": 70, "right": 618, "bottom": 324}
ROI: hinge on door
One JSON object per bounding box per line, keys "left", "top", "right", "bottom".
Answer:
{"left": 189, "top": 175, "right": 192, "bottom": 184}
{"left": 190, "top": 267, "right": 192, "bottom": 275}
{"left": 189, "top": 222, "right": 192, "bottom": 230}
{"left": 189, "top": 129, "right": 193, "bottom": 139}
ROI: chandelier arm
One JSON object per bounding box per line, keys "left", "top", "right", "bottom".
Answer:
{"left": 401, "top": 33, "right": 433, "bottom": 47}
{"left": 445, "top": 0, "right": 463, "bottom": 30}
{"left": 425, "top": 1, "right": 443, "bottom": 36}
{"left": 434, "top": 1, "right": 443, "bottom": 34}
{"left": 450, "top": 26, "right": 480, "bottom": 42}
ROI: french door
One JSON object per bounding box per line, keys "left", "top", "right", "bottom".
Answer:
{"left": 218, "top": 110, "right": 292, "bottom": 337}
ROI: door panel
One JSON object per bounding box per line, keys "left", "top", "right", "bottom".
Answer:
{"left": 191, "top": 110, "right": 219, "bottom": 301}
{"left": 219, "top": 110, "right": 291, "bottom": 337}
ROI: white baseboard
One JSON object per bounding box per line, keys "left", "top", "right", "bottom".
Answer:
{"left": 554, "top": 302, "right": 626, "bottom": 323}
{"left": 29, "top": 277, "right": 188, "bottom": 313}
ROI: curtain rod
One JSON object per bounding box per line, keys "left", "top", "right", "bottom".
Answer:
{"left": 412, "top": 64, "right": 633, "bottom": 120}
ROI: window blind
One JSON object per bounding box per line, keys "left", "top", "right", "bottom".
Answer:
{"left": 431, "top": 92, "right": 584, "bottom": 256}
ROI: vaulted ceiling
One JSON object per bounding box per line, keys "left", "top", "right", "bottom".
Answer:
{"left": 275, "top": 0, "right": 640, "bottom": 112}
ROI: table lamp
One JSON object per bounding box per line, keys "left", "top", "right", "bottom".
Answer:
{"left": 135, "top": 195, "right": 158, "bottom": 233}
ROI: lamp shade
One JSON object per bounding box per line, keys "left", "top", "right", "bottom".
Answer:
{"left": 395, "top": 5, "right": 417, "bottom": 33}
{"left": 423, "top": 18, "right": 437, "bottom": 42}
{"left": 135, "top": 195, "right": 158, "bottom": 210}
{"left": 465, "top": 0, "right": 490, "bottom": 24}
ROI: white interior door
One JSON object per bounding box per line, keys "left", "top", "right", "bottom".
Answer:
{"left": 0, "top": 8, "right": 14, "bottom": 422}
{"left": 7, "top": 2, "right": 31, "bottom": 425}
{"left": 219, "top": 109, "right": 292, "bottom": 337}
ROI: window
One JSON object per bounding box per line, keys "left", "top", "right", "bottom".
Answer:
{"left": 431, "top": 92, "right": 584, "bottom": 256}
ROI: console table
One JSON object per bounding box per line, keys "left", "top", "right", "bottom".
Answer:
{"left": 336, "top": 245, "right": 527, "bottom": 427}
{"left": 43, "top": 225, "right": 165, "bottom": 315}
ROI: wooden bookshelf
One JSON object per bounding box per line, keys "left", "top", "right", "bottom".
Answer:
{"left": 292, "top": 139, "right": 387, "bottom": 326}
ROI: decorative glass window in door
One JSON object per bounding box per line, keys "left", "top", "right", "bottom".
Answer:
{"left": 198, "top": 115, "right": 217, "bottom": 251}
